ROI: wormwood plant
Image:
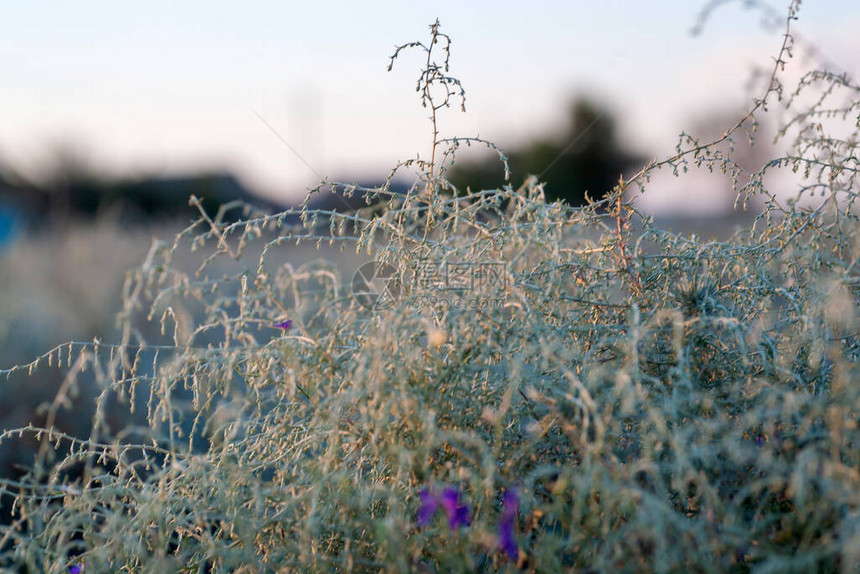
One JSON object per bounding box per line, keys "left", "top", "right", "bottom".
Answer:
{"left": 1, "top": 6, "right": 859, "bottom": 572}
{"left": 383, "top": 18, "right": 508, "bottom": 195}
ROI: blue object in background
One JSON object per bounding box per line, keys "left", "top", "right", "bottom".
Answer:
{"left": 0, "top": 204, "right": 19, "bottom": 248}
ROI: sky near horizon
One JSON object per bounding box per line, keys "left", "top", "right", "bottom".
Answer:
{"left": 1, "top": 1, "right": 858, "bottom": 213}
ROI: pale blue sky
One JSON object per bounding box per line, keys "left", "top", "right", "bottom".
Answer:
{"left": 1, "top": 1, "right": 857, "bottom": 210}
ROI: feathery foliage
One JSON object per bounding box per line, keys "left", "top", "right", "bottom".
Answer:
{"left": 1, "top": 4, "right": 858, "bottom": 571}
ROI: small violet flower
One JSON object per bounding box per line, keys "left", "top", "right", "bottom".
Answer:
{"left": 498, "top": 487, "right": 519, "bottom": 560}
{"left": 69, "top": 564, "right": 84, "bottom": 574}
{"left": 417, "top": 488, "right": 439, "bottom": 527}
{"left": 440, "top": 486, "right": 471, "bottom": 530}
{"left": 417, "top": 486, "right": 470, "bottom": 530}
{"left": 273, "top": 320, "right": 292, "bottom": 332}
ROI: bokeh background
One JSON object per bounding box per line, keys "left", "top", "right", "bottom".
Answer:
{"left": 2, "top": 1, "right": 858, "bottom": 212}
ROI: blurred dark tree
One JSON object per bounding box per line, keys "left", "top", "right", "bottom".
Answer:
{"left": 447, "top": 98, "right": 646, "bottom": 205}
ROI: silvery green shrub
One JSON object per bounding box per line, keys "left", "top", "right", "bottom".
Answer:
{"left": 1, "top": 3, "right": 858, "bottom": 572}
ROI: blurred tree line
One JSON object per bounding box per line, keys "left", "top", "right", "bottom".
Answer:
{"left": 2, "top": 97, "right": 646, "bottom": 233}
{"left": 447, "top": 98, "right": 646, "bottom": 206}
{"left": 0, "top": 145, "right": 283, "bottom": 232}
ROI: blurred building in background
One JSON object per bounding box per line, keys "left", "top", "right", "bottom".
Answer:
{"left": 0, "top": 164, "right": 287, "bottom": 241}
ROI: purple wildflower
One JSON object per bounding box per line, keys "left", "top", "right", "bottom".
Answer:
{"left": 273, "top": 320, "right": 292, "bottom": 332}
{"left": 69, "top": 564, "right": 84, "bottom": 574}
{"left": 757, "top": 435, "right": 763, "bottom": 447}
{"left": 416, "top": 486, "right": 470, "bottom": 531}
{"left": 417, "top": 488, "right": 438, "bottom": 527}
{"left": 440, "top": 486, "right": 471, "bottom": 529}
{"left": 498, "top": 487, "right": 519, "bottom": 560}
